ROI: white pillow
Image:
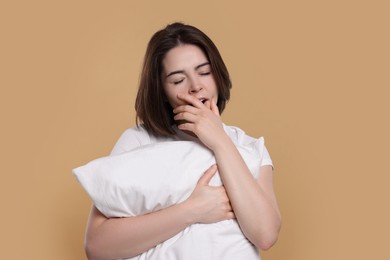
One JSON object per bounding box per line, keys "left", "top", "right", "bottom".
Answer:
{"left": 73, "top": 140, "right": 263, "bottom": 218}
{"left": 73, "top": 139, "right": 266, "bottom": 260}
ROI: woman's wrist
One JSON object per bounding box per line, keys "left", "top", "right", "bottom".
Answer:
{"left": 209, "top": 132, "right": 232, "bottom": 152}
{"left": 178, "top": 199, "right": 198, "bottom": 226}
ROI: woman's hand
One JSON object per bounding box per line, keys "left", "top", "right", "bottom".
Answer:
{"left": 173, "top": 94, "right": 229, "bottom": 151}
{"left": 183, "top": 164, "right": 235, "bottom": 224}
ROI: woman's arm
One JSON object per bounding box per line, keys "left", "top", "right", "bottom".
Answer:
{"left": 212, "top": 141, "right": 281, "bottom": 250}
{"left": 85, "top": 165, "right": 234, "bottom": 260}
{"left": 174, "top": 94, "right": 282, "bottom": 250}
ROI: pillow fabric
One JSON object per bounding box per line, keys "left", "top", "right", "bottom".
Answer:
{"left": 73, "top": 138, "right": 266, "bottom": 260}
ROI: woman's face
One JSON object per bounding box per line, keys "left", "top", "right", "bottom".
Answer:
{"left": 162, "top": 44, "right": 218, "bottom": 109}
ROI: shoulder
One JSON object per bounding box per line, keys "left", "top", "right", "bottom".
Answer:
{"left": 110, "top": 125, "right": 156, "bottom": 155}
{"left": 224, "top": 124, "right": 274, "bottom": 168}
{"left": 223, "top": 124, "right": 258, "bottom": 146}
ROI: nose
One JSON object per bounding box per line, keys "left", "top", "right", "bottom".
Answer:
{"left": 189, "top": 77, "right": 202, "bottom": 93}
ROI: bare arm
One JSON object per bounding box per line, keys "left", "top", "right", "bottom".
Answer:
{"left": 212, "top": 141, "right": 281, "bottom": 250}
{"left": 174, "top": 94, "right": 282, "bottom": 250}
{"left": 85, "top": 165, "right": 234, "bottom": 260}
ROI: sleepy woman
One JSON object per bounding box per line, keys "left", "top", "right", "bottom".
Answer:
{"left": 84, "top": 22, "right": 281, "bottom": 260}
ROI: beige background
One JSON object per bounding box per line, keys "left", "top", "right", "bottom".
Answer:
{"left": 1, "top": 0, "right": 389, "bottom": 259}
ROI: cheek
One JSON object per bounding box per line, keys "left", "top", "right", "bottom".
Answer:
{"left": 167, "top": 98, "right": 187, "bottom": 109}
{"left": 207, "top": 76, "right": 218, "bottom": 93}
{"left": 165, "top": 92, "right": 181, "bottom": 108}
{"left": 166, "top": 98, "right": 178, "bottom": 109}
{"left": 164, "top": 87, "right": 188, "bottom": 108}
{"left": 163, "top": 86, "right": 176, "bottom": 105}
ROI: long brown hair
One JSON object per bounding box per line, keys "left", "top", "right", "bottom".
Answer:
{"left": 135, "top": 22, "right": 232, "bottom": 137}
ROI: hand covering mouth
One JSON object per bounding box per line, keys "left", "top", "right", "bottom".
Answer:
{"left": 186, "top": 98, "right": 207, "bottom": 106}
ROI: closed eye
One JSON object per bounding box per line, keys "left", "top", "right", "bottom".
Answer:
{"left": 200, "top": 71, "right": 211, "bottom": 76}
{"left": 173, "top": 79, "right": 184, "bottom": 85}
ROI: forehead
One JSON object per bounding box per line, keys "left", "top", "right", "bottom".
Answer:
{"left": 162, "top": 44, "right": 208, "bottom": 72}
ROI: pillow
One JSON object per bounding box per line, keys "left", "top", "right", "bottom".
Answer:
{"left": 73, "top": 139, "right": 266, "bottom": 260}
{"left": 73, "top": 139, "right": 264, "bottom": 218}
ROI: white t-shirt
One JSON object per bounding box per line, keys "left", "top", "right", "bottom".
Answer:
{"left": 108, "top": 124, "right": 273, "bottom": 260}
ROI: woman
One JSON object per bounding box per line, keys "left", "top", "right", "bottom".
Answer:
{"left": 84, "top": 22, "right": 281, "bottom": 260}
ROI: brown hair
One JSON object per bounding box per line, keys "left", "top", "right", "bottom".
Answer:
{"left": 135, "top": 22, "right": 232, "bottom": 137}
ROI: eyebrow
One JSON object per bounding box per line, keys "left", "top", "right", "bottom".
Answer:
{"left": 165, "top": 62, "right": 210, "bottom": 78}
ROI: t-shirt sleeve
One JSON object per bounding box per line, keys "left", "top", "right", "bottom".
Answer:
{"left": 224, "top": 125, "right": 274, "bottom": 169}
{"left": 110, "top": 126, "right": 151, "bottom": 156}
{"left": 261, "top": 144, "right": 273, "bottom": 169}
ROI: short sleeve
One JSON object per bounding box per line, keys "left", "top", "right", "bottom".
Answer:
{"left": 260, "top": 144, "right": 273, "bottom": 168}
{"left": 223, "top": 125, "right": 274, "bottom": 169}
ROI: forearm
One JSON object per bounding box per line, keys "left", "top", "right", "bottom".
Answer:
{"left": 213, "top": 135, "right": 281, "bottom": 250}
{"left": 86, "top": 202, "right": 194, "bottom": 260}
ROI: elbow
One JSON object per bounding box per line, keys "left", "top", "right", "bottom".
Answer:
{"left": 257, "top": 237, "right": 278, "bottom": 251}
{"left": 254, "top": 232, "right": 279, "bottom": 251}
{"left": 254, "top": 221, "right": 282, "bottom": 251}
{"left": 85, "top": 237, "right": 104, "bottom": 260}
{"left": 85, "top": 242, "right": 97, "bottom": 260}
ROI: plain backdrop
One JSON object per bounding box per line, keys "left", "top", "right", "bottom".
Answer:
{"left": 1, "top": 0, "right": 389, "bottom": 259}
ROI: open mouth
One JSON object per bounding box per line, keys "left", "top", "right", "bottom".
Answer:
{"left": 199, "top": 98, "right": 207, "bottom": 104}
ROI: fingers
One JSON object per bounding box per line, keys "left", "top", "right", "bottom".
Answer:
{"left": 173, "top": 103, "right": 198, "bottom": 114}
{"left": 175, "top": 122, "right": 194, "bottom": 133}
{"left": 225, "top": 211, "right": 236, "bottom": 220}
{"left": 174, "top": 95, "right": 218, "bottom": 119}
{"left": 177, "top": 93, "right": 204, "bottom": 109}
{"left": 222, "top": 200, "right": 235, "bottom": 220}
{"left": 173, "top": 112, "right": 197, "bottom": 123}
{"left": 210, "top": 97, "right": 220, "bottom": 116}
{"left": 175, "top": 93, "right": 218, "bottom": 113}
{"left": 197, "top": 164, "right": 218, "bottom": 186}
{"left": 172, "top": 104, "right": 200, "bottom": 124}
{"left": 203, "top": 99, "right": 218, "bottom": 116}
{"left": 173, "top": 98, "right": 219, "bottom": 125}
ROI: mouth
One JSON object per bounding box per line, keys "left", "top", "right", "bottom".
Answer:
{"left": 199, "top": 98, "right": 207, "bottom": 104}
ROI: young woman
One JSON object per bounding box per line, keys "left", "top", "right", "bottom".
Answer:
{"left": 84, "top": 22, "right": 281, "bottom": 260}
